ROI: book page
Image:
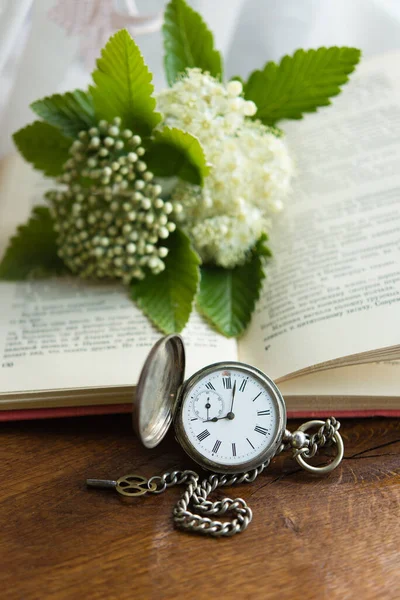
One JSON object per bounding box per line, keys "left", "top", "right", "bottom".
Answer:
{"left": 240, "top": 51, "right": 400, "bottom": 380}
{"left": 0, "top": 158, "right": 237, "bottom": 395}
{"left": 279, "top": 361, "right": 400, "bottom": 399}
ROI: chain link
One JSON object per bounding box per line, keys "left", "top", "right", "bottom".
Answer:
{"left": 143, "top": 419, "right": 342, "bottom": 536}
{"left": 87, "top": 418, "right": 343, "bottom": 537}
{"left": 146, "top": 461, "right": 270, "bottom": 537}
{"left": 292, "top": 417, "right": 340, "bottom": 459}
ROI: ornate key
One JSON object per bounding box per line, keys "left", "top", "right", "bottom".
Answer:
{"left": 87, "top": 474, "right": 157, "bottom": 497}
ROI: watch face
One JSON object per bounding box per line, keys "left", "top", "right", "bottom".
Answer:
{"left": 174, "top": 362, "right": 286, "bottom": 473}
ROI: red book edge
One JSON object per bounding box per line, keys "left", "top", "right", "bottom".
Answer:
{"left": 0, "top": 404, "right": 399, "bottom": 422}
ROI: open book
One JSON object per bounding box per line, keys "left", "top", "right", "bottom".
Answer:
{"left": 1, "top": 51, "right": 400, "bottom": 420}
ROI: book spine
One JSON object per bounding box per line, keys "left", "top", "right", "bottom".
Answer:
{"left": 0, "top": 404, "right": 131, "bottom": 421}
{"left": 0, "top": 405, "right": 399, "bottom": 421}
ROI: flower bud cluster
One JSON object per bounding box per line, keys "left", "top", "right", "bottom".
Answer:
{"left": 47, "top": 118, "right": 177, "bottom": 283}
{"left": 157, "top": 69, "right": 294, "bottom": 267}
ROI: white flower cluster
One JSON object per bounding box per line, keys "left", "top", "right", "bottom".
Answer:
{"left": 47, "top": 118, "right": 178, "bottom": 283}
{"left": 157, "top": 69, "right": 294, "bottom": 268}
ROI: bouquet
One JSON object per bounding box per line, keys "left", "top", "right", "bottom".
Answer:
{"left": 0, "top": 0, "right": 360, "bottom": 337}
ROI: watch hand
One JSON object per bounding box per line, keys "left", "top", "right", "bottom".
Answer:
{"left": 230, "top": 381, "right": 236, "bottom": 411}
{"left": 203, "top": 414, "right": 235, "bottom": 423}
{"left": 226, "top": 381, "right": 237, "bottom": 420}
{"left": 202, "top": 390, "right": 236, "bottom": 422}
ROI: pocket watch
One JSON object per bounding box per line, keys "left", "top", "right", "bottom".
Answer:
{"left": 134, "top": 334, "right": 287, "bottom": 474}
{"left": 87, "top": 334, "right": 344, "bottom": 537}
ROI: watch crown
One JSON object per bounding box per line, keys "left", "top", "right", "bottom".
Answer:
{"left": 290, "top": 430, "right": 308, "bottom": 449}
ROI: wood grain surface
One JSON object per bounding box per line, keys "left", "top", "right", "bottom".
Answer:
{"left": 1, "top": 415, "right": 399, "bottom": 600}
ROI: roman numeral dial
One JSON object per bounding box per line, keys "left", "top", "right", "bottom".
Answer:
{"left": 197, "top": 429, "right": 210, "bottom": 442}
{"left": 182, "top": 365, "right": 280, "bottom": 469}
{"left": 212, "top": 440, "right": 222, "bottom": 454}
{"left": 239, "top": 378, "right": 248, "bottom": 392}
{"left": 254, "top": 425, "right": 268, "bottom": 435}
{"left": 223, "top": 377, "right": 232, "bottom": 389}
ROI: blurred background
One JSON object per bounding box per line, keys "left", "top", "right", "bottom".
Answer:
{"left": 1, "top": 0, "right": 400, "bottom": 158}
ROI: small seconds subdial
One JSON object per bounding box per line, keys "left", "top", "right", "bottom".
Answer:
{"left": 193, "top": 390, "right": 224, "bottom": 421}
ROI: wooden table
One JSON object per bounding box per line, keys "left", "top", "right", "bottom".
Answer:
{"left": 1, "top": 415, "right": 399, "bottom": 600}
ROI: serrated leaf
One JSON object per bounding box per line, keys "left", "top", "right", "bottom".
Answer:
{"left": 255, "top": 232, "right": 272, "bottom": 257}
{"left": 163, "top": 0, "right": 223, "bottom": 85}
{"left": 13, "top": 121, "right": 71, "bottom": 177}
{"left": 197, "top": 249, "right": 266, "bottom": 338}
{"left": 30, "top": 90, "right": 96, "bottom": 138}
{"left": 146, "top": 127, "right": 210, "bottom": 185}
{"left": 0, "top": 207, "right": 68, "bottom": 280}
{"left": 90, "top": 29, "right": 161, "bottom": 136}
{"left": 244, "top": 47, "right": 361, "bottom": 126}
{"left": 131, "top": 229, "right": 200, "bottom": 333}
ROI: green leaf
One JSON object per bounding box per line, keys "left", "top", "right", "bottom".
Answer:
{"left": 146, "top": 127, "right": 210, "bottom": 185}
{"left": 30, "top": 90, "right": 96, "bottom": 138}
{"left": 244, "top": 47, "right": 361, "bottom": 126}
{"left": 197, "top": 246, "right": 266, "bottom": 338}
{"left": 13, "top": 121, "right": 71, "bottom": 177}
{"left": 229, "top": 75, "right": 244, "bottom": 85}
{"left": 131, "top": 229, "right": 200, "bottom": 333}
{"left": 0, "top": 207, "right": 68, "bottom": 280}
{"left": 255, "top": 232, "right": 272, "bottom": 258}
{"left": 163, "top": 0, "right": 223, "bottom": 86}
{"left": 90, "top": 29, "right": 161, "bottom": 136}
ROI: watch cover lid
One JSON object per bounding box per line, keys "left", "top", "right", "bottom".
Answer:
{"left": 133, "top": 334, "right": 186, "bottom": 448}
